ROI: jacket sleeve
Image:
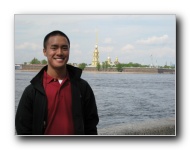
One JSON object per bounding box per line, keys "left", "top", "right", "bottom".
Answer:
{"left": 15, "top": 85, "right": 33, "bottom": 135}
{"left": 82, "top": 81, "right": 99, "bottom": 135}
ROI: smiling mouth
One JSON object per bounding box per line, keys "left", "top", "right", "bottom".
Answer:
{"left": 54, "top": 58, "right": 65, "bottom": 61}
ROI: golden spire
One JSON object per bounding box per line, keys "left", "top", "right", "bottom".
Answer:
{"left": 96, "top": 30, "right": 98, "bottom": 45}
{"left": 92, "top": 30, "right": 99, "bottom": 67}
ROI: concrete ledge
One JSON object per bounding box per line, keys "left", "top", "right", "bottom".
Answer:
{"left": 98, "top": 118, "right": 175, "bottom": 135}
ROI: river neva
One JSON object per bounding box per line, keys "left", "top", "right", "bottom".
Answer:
{"left": 15, "top": 71, "right": 175, "bottom": 130}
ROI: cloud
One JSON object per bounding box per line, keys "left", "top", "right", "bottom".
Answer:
{"left": 15, "top": 42, "right": 41, "bottom": 51}
{"left": 73, "top": 49, "right": 82, "bottom": 55}
{"left": 70, "top": 44, "right": 82, "bottom": 55}
{"left": 70, "top": 43, "right": 79, "bottom": 49}
{"left": 136, "top": 35, "right": 169, "bottom": 45}
{"left": 71, "top": 29, "right": 80, "bottom": 33}
{"left": 121, "top": 44, "right": 135, "bottom": 52}
{"left": 99, "top": 46, "right": 114, "bottom": 53}
{"left": 103, "top": 37, "right": 113, "bottom": 44}
{"left": 151, "top": 47, "right": 175, "bottom": 58}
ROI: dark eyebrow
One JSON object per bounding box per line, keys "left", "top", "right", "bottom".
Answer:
{"left": 50, "top": 44, "right": 69, "bottom": 49}
{"left": 51, "top": 44, "right": 68, "bottom": 47}
{"left": 62, "top": 45, "right": 69, "bottom": 48}
{"left": 51, "top": 44, "right": 58, "bottom": 47}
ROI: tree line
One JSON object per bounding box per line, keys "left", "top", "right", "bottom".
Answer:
{"left": 78, "top": 61, "right": 150, "bottom": 72}
{"left": 24, "top": 58, "right": 47, "bottom": 65}
{"left": 78, "top": 61, "right": 175, "bottom": 72}
{"left": 26, "top": 58, "right": 175, "bottom": 71}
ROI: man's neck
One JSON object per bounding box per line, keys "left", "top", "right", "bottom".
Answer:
{"left": 47, "top": 65, "right": 67, "bottom": 80}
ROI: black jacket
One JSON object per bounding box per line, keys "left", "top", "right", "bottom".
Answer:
{"left": 15, "top": 65, "right": 99, "bottom": 135}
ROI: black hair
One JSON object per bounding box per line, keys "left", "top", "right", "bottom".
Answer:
{"left": 43, "top": 30, "right": 70, "bottom": 49}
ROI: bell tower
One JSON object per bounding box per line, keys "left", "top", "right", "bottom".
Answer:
{"left": 91, "top": 31, "right": 99, "bottom": 67}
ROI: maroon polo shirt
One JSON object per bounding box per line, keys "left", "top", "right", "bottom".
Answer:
{"left": 43, "top": 70, "right": 74, "bottom": 135}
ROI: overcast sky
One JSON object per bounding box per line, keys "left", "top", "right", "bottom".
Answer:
{"left": 15, "top": 14, "right": 176, "bottom": 66}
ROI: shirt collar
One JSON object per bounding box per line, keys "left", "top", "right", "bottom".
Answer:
{"left": 43, "top": 70, "right": 70, "bottom": 84}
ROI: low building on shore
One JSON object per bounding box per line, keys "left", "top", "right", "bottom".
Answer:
{"left": 21, "top": 64, "right": 46, "bottom": 70}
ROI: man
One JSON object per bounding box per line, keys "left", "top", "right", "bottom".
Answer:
{"left": 15, "top": 30, "right": 99, "bottom": 135}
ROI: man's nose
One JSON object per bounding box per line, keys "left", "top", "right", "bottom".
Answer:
{"left": 57, "top": 48, "right": 63, "bottom": 55}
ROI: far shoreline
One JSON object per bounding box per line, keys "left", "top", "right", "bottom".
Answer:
{"left": 15, "top": 69, "right": 175, "bottom": 74}
{"left": 83, "top": 71, "right": 172, "bottom": 74}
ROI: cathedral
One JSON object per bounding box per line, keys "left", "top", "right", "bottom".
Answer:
{"left": 91, "top": 32, "right": 119, "bottom": 67}
{"left": 91, "top": 44, "right": 99, "bottom": 67}
{"left": 106, "top": 56, "right": 119, "bottom": 65}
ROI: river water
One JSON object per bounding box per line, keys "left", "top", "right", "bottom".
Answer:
{"left": 15, "top": 71, "right": 175, "bottom": 129}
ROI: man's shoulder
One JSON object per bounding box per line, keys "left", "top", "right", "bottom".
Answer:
{"left": 23, "top": 84, "right": 36, "bottom": 94}
{"left": 77, "top": 78, "right": 93, "bottom": 94}
{"left": 78, "top": 77, "right": 87, "bottom": 83}
{"left": 78, "top": 78, "right": 89, "bottom": 86}
{"left": 67, "top": 64, "right": 82, "bottom": 79}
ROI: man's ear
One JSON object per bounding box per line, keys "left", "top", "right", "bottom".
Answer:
{"left": 43, "top": 49, "right": 47, "bottom": 56}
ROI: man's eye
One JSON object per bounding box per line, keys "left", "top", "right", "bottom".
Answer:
{"left": 51, "top": 47, "right": 56, "bottom": 50}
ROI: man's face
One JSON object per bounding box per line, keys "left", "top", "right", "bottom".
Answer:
{"left": 43, "top": 35, "right": 70, "bottom": 69}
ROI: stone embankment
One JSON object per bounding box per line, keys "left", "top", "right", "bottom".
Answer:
{"left": 84, "top": 66, "right": 175, "bottom": 74}
{"left": 98, "top": 118, "right": 175, "bottom": 135}
{"left": 21, "top": 64, "right": 46, "bottom": 70}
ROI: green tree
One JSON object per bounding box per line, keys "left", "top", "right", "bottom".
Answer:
{"left": 96, "top": 62, "right": 101, "bottom": 71}
{"left": 121, "top": 62, "right": 144, "bottom": 68}
{"left": 105, "top": 61, "right": 109, "bottom": 70}
{"left": 101, "top": 62, "right": 105, "bottom": 70}
{"left": 163, "top": 65, "right": 170, "bottom": 69}
{"left": 41, "top": 59, "right": 47, "bottom": 65}
{"left": 30, "top": 57, "right": 41, "bottom": 64}
{"left": 78, "top": 63, "right": 87, "bottom": 70}
{"left": 116, "top": 63, "right": 123, "bottom": 72}
{"left": 101, "top": 61, "right": 109, "bottom": 71}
